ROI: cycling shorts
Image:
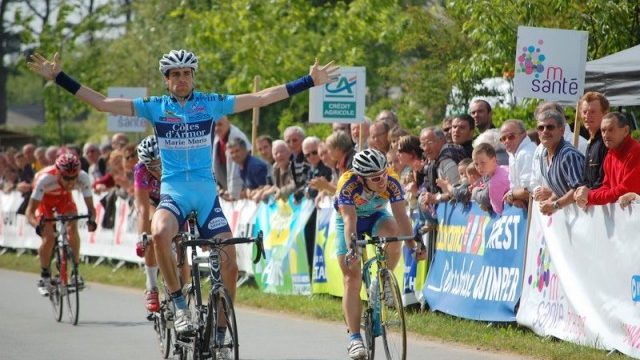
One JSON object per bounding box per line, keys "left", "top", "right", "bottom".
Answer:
{"left": 335, "top": 210, "right": 393, "bottom": 256}
{"left": 157, "top": 180, "right": 231, "bottom": 239}
{"left": 35, "top": 193, "right": 77, "bottom": 221}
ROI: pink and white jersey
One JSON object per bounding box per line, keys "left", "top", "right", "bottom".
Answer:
{"left": 133, "top": 162, "right": 161, "bottom": 205}
{"left": 31, "top": 165, "right": 92, "bottom": 201}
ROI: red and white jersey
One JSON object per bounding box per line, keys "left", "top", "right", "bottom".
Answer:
{"left": 31, "top": 165, "right": 93, "bottom": 201}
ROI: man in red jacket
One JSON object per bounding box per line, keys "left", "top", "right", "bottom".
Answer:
{"left": 574, "top": 112, "right": 640, "bottom": 208}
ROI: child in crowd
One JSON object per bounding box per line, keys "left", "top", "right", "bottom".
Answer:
{"left": 470, "top": 143, "right": 510, "bottom": 215}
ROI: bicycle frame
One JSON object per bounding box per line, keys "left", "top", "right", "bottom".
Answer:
{"left": 173, "top": 211, "right": 265, "bottom": 359}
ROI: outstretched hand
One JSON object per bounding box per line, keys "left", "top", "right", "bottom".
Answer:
{"left": 309, "top": 59, "right": 340, "bottom": 86}
{"left": 27, "top": 52, "right": 62, "bottom": 81}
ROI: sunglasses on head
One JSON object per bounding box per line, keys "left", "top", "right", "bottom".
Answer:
{"left": 537, "top": 124, "right": 557, "bottom": 132}
{"left": 304, "top": 150, "right": 318, "bottom": 159}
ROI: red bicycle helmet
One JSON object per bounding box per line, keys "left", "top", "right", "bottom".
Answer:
{"left": 55, "top": 153, "right": 81, "bottom": 177}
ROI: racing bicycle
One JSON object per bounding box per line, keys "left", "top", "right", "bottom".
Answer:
{"left": 348, "top": 233, "right": 422, "bottom": 360}
{"left": 42, "top": 214, "right": 90, "bottom": 326}
{"left": 175, "top": 211, "right": 265, "bottom": 360}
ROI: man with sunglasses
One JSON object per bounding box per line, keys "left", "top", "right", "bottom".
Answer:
{"left": 532, "top": 110, "right": 585, "bottom": 215}
{"left": 500, "top": 119, "right": 536, "bottom": 208}
{"left": 26, "top": 153, "right": 97, "bottom": 295}
{"left": 335, "top": 148, "right": 424, "bottom": 359}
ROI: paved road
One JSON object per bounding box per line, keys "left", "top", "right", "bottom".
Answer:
{"left": 0, "top": 269, "right": 530, "bottom": 360}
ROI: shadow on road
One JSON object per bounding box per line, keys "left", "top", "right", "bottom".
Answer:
{"left": 80, "top": 320, "right": 149, "bottom": 327}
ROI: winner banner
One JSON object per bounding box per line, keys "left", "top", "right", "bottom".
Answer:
{"left": 423, "top": 203, "right": 527, "bottom": 321}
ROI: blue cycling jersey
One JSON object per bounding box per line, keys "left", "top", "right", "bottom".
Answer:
{"left": 133, "top": 92, "right": 236, "bottom": 184}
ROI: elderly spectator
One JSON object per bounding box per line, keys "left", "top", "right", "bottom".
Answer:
{"left": 82, "top": 142, "right": 100, "bottom": 172}
{"left": 533, "top": 110, "right": 585, "bottom": 216}
{"left": 111, "top": 132, "right": 129, "bottom": 150}
{"left": 442, "top": 117, "right": 454, "bottom": 144}
{"left": 369, "top": 120, "right": 391, "bottom": 153}
{"left": 574, "top": 112, "right": 640, "bottom": 208}
{"left": 22, "top": 144, "right": 36, "bottom": 169}
{"left": 473, "top": 129, "right": 508, "bottom": 166}
{"left": 351, "top": 118, "right": 370, "bottom": 151}
{"left": 45, "top": 146, "right": 59, "bottom": 166}
{"left": 83, "top": 143, "right": 101, "bottom": 182}
{"left": 304, "top": 136, "right": 333, "bottom": 199}
{"left": 534, "top": 101, "right": 588, "bottom": 154}
{"left": 375, "top": 109, "right": 399, "bottom": 129}
{"left": 451, "top": 114, "right": 475, "bottom": 158}
{"left": 227, "top": 137, "right": 269, "bottom": 200}
{"left": 469, "top": 99, "right": 494, "bottom": 134}
{"left": 326, "top": 130, "right": 355, "bottom": 179}
{"left": 260, "top": 140, "right": 296, "bottom": 201}
{"left": 33, "top": 146, "right": 48, "bottom": 170}
{"left": 500, "top": 119, "right": 536, "bottom": 208}
{"left": 284, "top": 126, "right": 310, "bottom": 195}
{"left": 580, "top": 92, "right": 610, "bottom": 189}
{"left": 471, "top": 143, "right": 510, "bottom": 215}
{"left": 213, "top": 116, "right": 251, "bottom": 201}
{"left": 419, "top": 127, "right": 465, "bottom": 206}
{"left": 256, "top": 135, "right": 275, "bottom": 166}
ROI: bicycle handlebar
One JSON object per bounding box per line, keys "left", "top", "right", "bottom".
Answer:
{"left": 42, "top": 214, "right": 91, "bottom": 223}
{"left": 350, "top": 234, "right": 416, "bottom": 248}
{"left": 180, "top": 231, "right": 266, "bottom": 264}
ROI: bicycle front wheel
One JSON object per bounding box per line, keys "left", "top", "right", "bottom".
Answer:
{"left": 379, "top": 269, "right": 406, "bottom": 360}
{"left": 208, "top": 288, "right": 239, "bottom": 360}
{"left": 49, "top": 276, "right": 63, "bottom": 322}
{"left": 65, "top": 248, "right": 80, "bottom": 325}
{"left": 50, "top": 248, "right": 63, "bottom": 322}
{"left": 361, "top": 307, "right": 376, "bottom": 360}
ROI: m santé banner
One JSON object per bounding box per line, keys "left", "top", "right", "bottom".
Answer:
{"left": 513, "top": 26, "right": 588, "bottom": 102}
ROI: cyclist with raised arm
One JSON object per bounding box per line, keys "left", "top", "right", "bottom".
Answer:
{"left": 335, "top": 148, "right": 425, "bottom": 359}
{"left": 28, "top": 50, "right": 339, "bottom": 338}
{"left": 26, "top": 153, "right": 97, "bottom": 295}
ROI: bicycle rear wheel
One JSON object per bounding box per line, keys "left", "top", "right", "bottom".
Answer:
{"left": 208, "top": 288, "right": 239, "bottom": 360}
{"left": 65, "top": 247, "right": 80, "bottom": 325}
{"left": 379, "top": 269, "right": 406, "bottom": 360}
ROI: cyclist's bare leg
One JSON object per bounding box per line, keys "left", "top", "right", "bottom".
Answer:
{"left": 151, "top": 209, "right": 180, "bottom": 293}
{"left": 377, "top": 218, "right": 402, "bottom": 270}
{"left": 38, "top": 223, "right": 56, "bottom": 270}
{"left": 338, "top": 254, "right": 363, "bottom": 336}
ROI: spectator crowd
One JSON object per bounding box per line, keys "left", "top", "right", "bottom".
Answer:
{"left": 3, "top": 92, "right": 640, "bottom": 260}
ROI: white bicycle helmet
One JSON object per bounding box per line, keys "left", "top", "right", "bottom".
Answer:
{"left": 352, "top": 149, "right": 387, "bottom": 177}
{"left": 158, "top": 49, "right": 199, "bottom": 75}
{"left": 137, "top": 135, "right": 160, "bottom": 165}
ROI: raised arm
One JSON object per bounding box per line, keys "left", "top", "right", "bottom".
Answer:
{"left": 233, "top": 59, "right": 340, "bottom": 113}
{"left": 27, "top": 52, "right": 134, "bottom": 116}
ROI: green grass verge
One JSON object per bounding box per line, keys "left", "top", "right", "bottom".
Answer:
{"left": 0, "top": 249, "right": 629, "bottom": 360}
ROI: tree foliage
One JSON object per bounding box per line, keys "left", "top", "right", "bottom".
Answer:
{"left": 7, "top": 0, "right": 640, "bottom": 145}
